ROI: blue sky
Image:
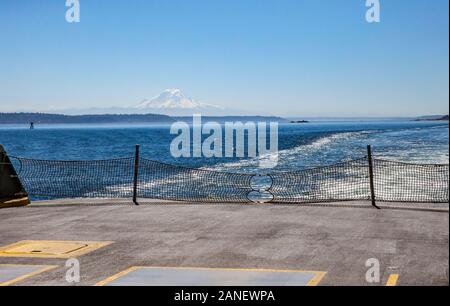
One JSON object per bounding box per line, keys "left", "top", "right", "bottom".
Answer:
{"left": 0, "top": 0, "right": 448, "bottom": 116}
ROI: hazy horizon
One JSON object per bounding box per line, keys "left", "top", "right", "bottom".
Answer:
{"left": 0, "top": 110, "right": 447, "bottom": 121}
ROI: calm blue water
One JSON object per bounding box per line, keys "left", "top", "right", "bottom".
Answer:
{"left": 0, "top": 120, "right": 448, "bottom": 173}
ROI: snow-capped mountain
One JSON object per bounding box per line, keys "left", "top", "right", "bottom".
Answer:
{"left": 56, "top": 89, "right": 258, "bottom": 116}
{"left": 133, "top": 89, "right": 225, "bottom": 115}
{"left": 136, "top": 89, "right": 204, "bottom": 109}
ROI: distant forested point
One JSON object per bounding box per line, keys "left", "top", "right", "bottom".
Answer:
{"left": 0, "top": 113, "right": 174, "bottom": 124}
{"left": 415, "top": 115, "right": 449, "bottom": 122}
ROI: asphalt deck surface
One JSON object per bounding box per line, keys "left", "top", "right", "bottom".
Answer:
{"left": 0, "top": 200, "right": 448, "bottom": 286}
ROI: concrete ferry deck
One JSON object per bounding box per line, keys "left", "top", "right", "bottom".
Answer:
{"left": 0, "top": 199, "right": 448, "bottom": 286}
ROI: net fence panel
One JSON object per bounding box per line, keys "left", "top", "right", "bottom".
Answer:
{"left": 138, "top": 158, "right": 253, "bottom": 203}
{"left": 269, "top": 158, "right": 371, "bottom": 204}
{"left": 373, "top": 159, "right": 449, "bottom": 203}
{"left": 7, "top": 155, "right": 450, "bottom": 204}
{"left": 12, "top": 157, "right": 135, "bottom": 199}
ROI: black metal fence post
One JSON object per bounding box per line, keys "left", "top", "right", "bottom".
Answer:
{"left": 132, "top": 144, "right": 140, "bottom": 205}
{"left": 367, "top": 145, "right": 380, "bottom": 209}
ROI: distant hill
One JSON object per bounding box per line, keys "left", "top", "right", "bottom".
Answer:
{"left": 0, "top": 113, "right": 174, "bottom": 124}
{"left": 415, "top": 115, "right": 449, "bottom": 121}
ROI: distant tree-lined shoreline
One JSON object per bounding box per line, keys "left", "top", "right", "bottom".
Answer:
{"left": 0, "top": 112, "right": 289, "bottom": 124}
{"left": 0, "top": 113, "right": 174, "bottom": 124}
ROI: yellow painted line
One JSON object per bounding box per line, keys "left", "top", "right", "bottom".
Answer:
{"left": 0, "top": 264, "right": 58, "bottom": 286}
{"left": 95, "top": 266, "right": 327, "bottom": 286}
{"left": 306, "top": 271, "right": 327, "bottom": 286}
{"left": 134, "top": 266, "right": 326, "bottom": 274}
{"left": 95, "top": 266, "right": 140, "bottom": 286}
{"left": 386, "top": 274, "right": 399, "bottom": 286}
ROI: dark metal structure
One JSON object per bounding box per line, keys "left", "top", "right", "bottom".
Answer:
{"left": 0, "top": 145, "right": 29, "bottom": 207}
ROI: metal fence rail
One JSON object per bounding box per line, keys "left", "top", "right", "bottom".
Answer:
{"left": 6, "top": 145, "right": 450, "bottom": 205}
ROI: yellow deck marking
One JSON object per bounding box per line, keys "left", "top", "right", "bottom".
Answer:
{"left": 0, "top": 240, "right": 113, "bottom": 258}
{"left": 95, "top": 266, "right": 141, "bottom": 286}
{"left": 95, "top": 266, "right": 327, "bottom": 286}
{"left": 0, "top": 264, "right": 57, "bottom": 286}
{"left": 306, "top": 271, "right": 327, "bottom": 286}
{"left": 386, "top": 274, "right": 399, "bottom": 286}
